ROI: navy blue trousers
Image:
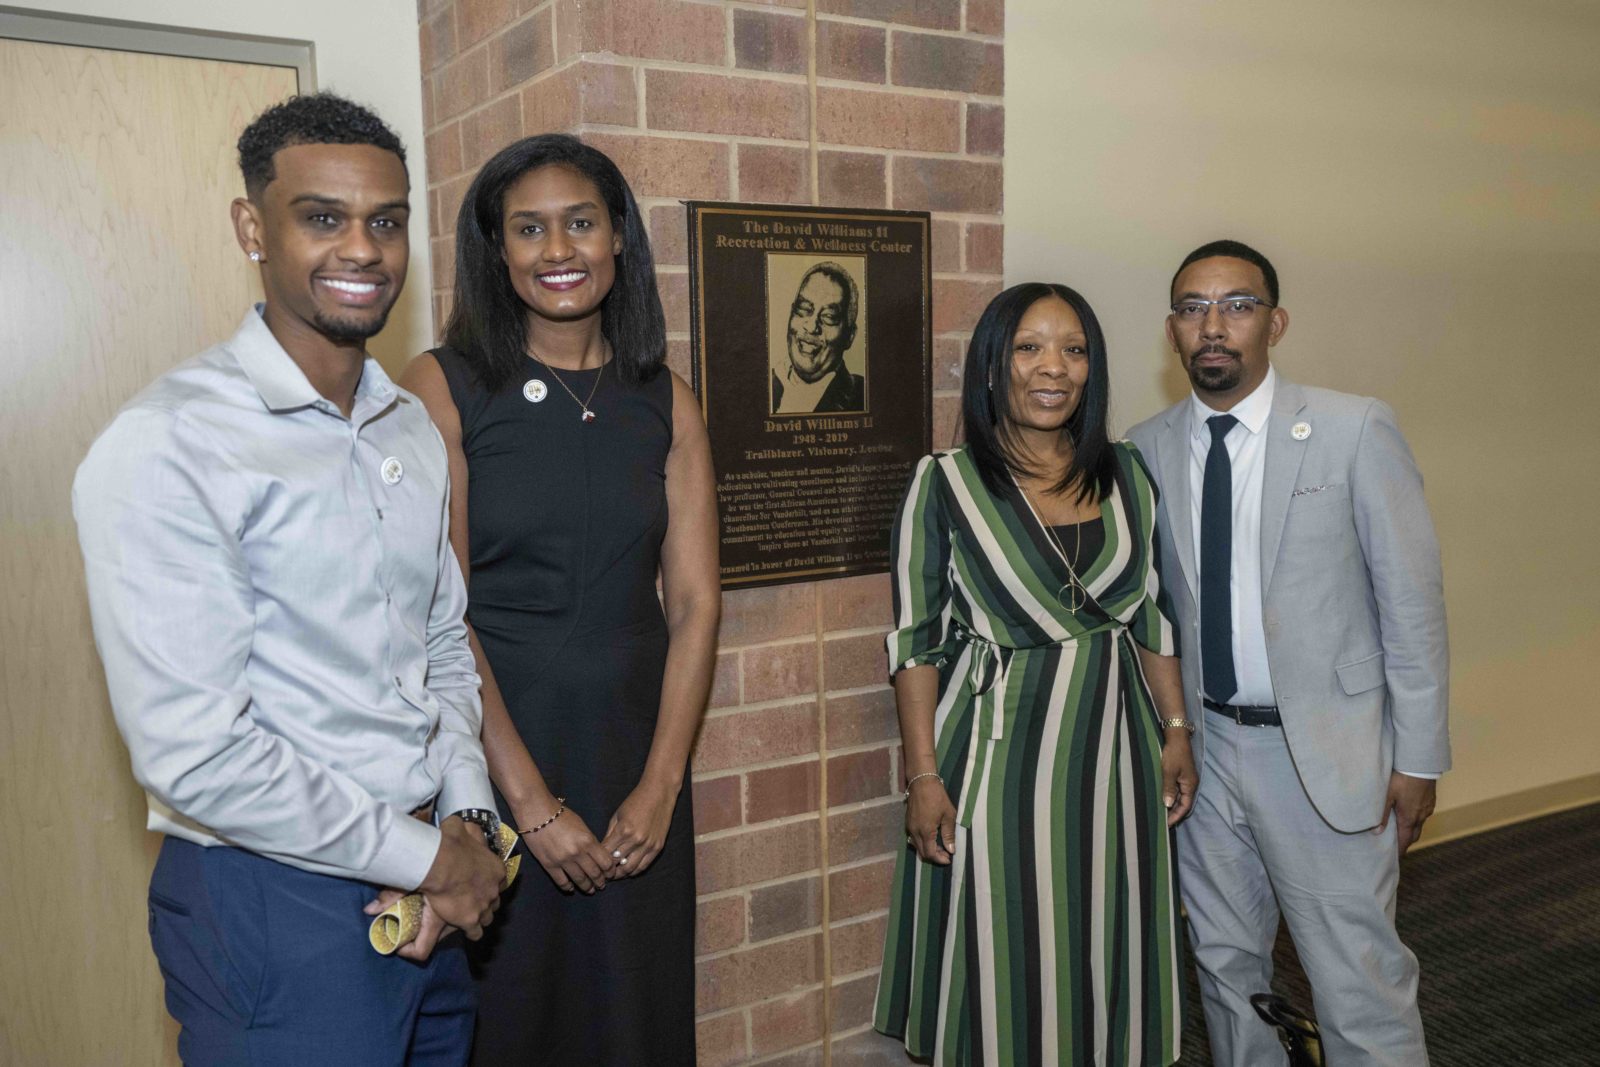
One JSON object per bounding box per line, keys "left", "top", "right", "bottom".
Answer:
{"left": 148, "top": 837, "right": 475, "bottom": 1066}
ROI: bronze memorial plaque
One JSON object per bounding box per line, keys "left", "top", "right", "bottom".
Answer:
{"left": 687, "top": 202, "right": 932, "bottom": 590}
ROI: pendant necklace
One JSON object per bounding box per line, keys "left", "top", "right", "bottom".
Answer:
{"left": 1013, "top": 472, "right": 1088, "bottom": 613}
{"left": 530, "top": 347, "right": 605, "bottom": 423}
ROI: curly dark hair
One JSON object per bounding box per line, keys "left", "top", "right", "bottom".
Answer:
{"left": 237, "top": 92, "right": 407, "bottom": 199}
{"left": 1171, "top": 238, "right": 1279, "bottom": 305}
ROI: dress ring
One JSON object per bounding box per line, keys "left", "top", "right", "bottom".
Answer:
{"left": 613, "top": 849, "right": 623, "bottom": 858}
{"left": 619, "top": 856, "right": 628, "bottom": 865}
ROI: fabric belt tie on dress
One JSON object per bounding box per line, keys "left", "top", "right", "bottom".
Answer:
{"left": 960, "top": 628, "right": 1016, "bottom": 743}
{"left": 952, "top": 621, "right": 1132, "bottom": 828}
{"left": 1202, "top": 696, "right": 1281, "bottom": 728}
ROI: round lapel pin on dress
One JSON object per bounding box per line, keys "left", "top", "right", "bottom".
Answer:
{"left": 523, "top": 379, "right": 547, "bottom": 403}
{"left": 1291, "top": 421, "right": 1312, "bottom": 441}
{"left": 380, "top": 457, "right": 404, "bottom": 485}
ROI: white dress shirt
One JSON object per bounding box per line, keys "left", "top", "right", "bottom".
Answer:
{"left": 1188, "top": 367, "right": 1278, "bottom": 707}
{"left": 1187, "top": 367, "right": 1435, "bottom": 778}
{"left": 74, "top": 307, "right": 493, "bottom": 891}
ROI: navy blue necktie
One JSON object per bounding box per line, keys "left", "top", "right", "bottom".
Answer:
{"left": 1201, "top": 414, "right": 1239, "bottom": 703}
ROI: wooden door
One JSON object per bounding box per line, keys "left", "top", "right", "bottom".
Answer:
{"left": 0, "top": 36, "right": 297, "bottom": 1066}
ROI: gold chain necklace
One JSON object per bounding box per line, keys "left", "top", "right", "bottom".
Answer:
{"left": 1012, "top": 473, "right": 1087, "bottom": 612}
{"left": 530, "top": 349, "right": 605, "bottom": 423}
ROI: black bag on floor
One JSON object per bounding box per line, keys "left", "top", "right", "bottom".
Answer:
{"left": 1251, "top": 994, "right": 1324, "bottom": 1067}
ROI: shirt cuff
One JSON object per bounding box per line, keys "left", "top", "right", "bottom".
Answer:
{"left": 436, "top": 771, "right": 497, "bottom": 828}
{"left": 1397, "top": 770, "right": 1441, "bottom": 781}
{"left": 364, "top": 808, "right": 444, "bottom": 891}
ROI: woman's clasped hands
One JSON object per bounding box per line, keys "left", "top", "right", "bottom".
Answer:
{"left": 517, "top": 777, "right": 679, "bottom": 893}
{"left": 600, "top": 777, "right": 677, "bottom": 879}
{"left": 517, "top": 797, "right": 614, "bottom": 894}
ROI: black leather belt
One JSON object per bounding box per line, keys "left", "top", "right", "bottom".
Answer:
{"left": 1203, "top": 697, "right": 1282, "bottom": 727}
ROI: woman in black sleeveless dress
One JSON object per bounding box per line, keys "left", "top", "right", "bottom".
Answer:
{"left": 403, "top": 135, "right": 720, "bottom": 1065}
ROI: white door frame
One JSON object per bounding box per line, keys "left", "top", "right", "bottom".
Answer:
{"left": 0, "top": 4, "right": 313, "bottom": 89}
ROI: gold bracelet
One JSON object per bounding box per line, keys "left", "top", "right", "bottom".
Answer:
{"left": 903, "top": 772, "right": 943, "bottom": 800}
{"left": 518, "top": 797, "right": 566, "bottom": 835}
{"left": 1161, "top": 718, "right": 1195, "bottom": 735}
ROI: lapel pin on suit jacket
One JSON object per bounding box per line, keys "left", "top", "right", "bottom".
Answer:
{"left": 1291, "top": 421, "right": 1312, "bottom": 441}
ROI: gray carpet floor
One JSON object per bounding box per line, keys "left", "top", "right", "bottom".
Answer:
{"left": 1177, "top": 802, "right": 1600, "bottom": 1065}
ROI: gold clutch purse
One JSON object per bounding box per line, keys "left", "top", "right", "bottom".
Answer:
{"left": 369, "top": 823, "right": 522, "bottom": 955}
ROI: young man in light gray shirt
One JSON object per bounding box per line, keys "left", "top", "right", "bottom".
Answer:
{"left": 74, "top": 93, "right": 504, "bottom": 1066}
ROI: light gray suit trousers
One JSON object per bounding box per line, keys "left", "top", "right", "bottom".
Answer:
{"left": 1128, "top": 376, "right": 1449, "bottom": 1066}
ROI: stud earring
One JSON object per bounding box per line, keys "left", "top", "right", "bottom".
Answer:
{"left": 249, "top": 251, "right": 261, "bottom": 262}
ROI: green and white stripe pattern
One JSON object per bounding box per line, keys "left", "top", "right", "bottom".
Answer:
{"left": 874, "top": 442, "right": 1184, "bottom": 1066}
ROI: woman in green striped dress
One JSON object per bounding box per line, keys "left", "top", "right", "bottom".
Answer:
{"left": 874, "top": 283, "right": 1198, "bottom": 1065}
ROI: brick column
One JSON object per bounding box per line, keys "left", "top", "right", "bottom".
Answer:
{"left": 418, "top": 2, "right": 1003, "bottom": 1061}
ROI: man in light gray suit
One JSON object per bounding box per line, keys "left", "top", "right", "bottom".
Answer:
{"left": 1127, "top": 240, "right": 1449, "bottom": 1066}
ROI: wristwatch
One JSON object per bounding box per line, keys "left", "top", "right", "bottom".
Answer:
{"left": 1161, "top": 717, "right": 1196, "bottom": 735}
{"left": 450, "top": 808, "right": 502, "bottom": 850}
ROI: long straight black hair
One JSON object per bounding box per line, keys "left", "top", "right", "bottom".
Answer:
{"left": 961, "top": 282, "right": 1115, "bottom": 504}
{"left": 444, "top": 134, "right": 665, "bottom": 392}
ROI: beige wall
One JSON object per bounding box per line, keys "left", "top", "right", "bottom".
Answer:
{"left": 1005, "top": 0, "right": 1600, "bottom": 819}
{"left": 17, "top": 0, "right": 435, "bottom": 372}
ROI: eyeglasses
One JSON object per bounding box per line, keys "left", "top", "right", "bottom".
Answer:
{"left": 1170, "top": 295, "right": 1275, "bottom": 320}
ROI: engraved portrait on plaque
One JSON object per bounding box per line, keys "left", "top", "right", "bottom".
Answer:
{"left": 687, "top": 202, "right": 931, "bottom": 590}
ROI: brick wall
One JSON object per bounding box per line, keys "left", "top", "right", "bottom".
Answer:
{"left": 417, "top": 1, "right": 1002, "bottom": 1061}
